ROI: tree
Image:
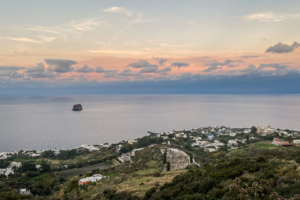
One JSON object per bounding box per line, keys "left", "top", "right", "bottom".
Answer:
{"left": 163, "top": 151, "right": 167, "bottom": 164}
{"left": 41, "top": 162, "right": 51, "bottom": 172}
{"left": 251, "top": 126, "right": 257, "bottom": 134}
{"left": 166, "top": 162, "right": 171, "bottom": 171}
{"left": 19, "top": 162, "right": 37, "bottom": 172}
{"left": 285, "top": 136, "right": 293, "bottom": 143}
{"left": 246, "top": 135, "right": 250, "bottom": 144}
{"left": 190, "top": 155, "right": 193, "bottom": 163}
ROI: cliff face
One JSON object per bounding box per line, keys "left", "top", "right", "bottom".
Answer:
{"left": 72, "top": 104, "right": 83, "bottom": 111}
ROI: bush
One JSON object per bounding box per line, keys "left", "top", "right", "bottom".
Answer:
{"left": 256, "top": 156, "right": 267, "bottom": 163}
{"left": 153, "top": 172, "right": 161, "bottom": 177}
{"left": 145, "top": 187, "right": 156, "bottom": 199}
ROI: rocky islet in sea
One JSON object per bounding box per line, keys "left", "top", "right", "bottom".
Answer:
{"left": 72, "top": 104, "right": 83, "bottom": 111}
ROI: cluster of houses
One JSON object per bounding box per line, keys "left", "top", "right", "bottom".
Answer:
{"left": 0, "top": 162, "right": 22, "bottom": 177}
{"left": 0, "top": 162, "right": 50, "bottom": 177}
{"left": 80, "top": 145, "right": 100, "bottom": 151}
{"left": 155, "top": 125, "right": 300, "bottom": 152}
{"left": 116, "top": 148, "right": 144, "bottom": 165}
{"left": 70, "top": 143, "right": 110, "bottom": 152}
{"left": 0, "top": 142, "right": 112, "bottom": 161}
{"left": 0, "top": 149, "right": 47, "bottom": 160}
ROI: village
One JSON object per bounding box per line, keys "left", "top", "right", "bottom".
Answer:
{"left": 1, "top": 124, "right": 300, "bottom": 196}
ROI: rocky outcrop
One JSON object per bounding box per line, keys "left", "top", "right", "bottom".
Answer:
{"left": 161, "top": 148, "right": 190, "bottom": 171}
{"left": 72, "top": 104, "right": 83, "bottom": 111}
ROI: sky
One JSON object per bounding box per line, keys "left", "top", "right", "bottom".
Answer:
{"left": 0, "top": 0, "right": 300, "bottom": 95}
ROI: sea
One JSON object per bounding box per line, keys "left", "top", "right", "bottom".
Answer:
{"left": 0, "top": 94, "right": 300, "bottom": 152}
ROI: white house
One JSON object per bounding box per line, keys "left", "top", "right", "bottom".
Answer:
{"left": 131, "top": 148, "right": 144, "bottom": 156}
{"left": 20, "top": 189, "right": 31, "bottom": 195}
{"left": 36, "top": 165, "right": 42, "bottom": 170}
{"left": 128, "top": 139, "right": 137, "bottom": 144}
{"left": 229, "top": 132, "right": 237, "bottom": 137}
{"left": 204, "top": 148, "right": 217, "bottom": 152}
{"left": 244, "top": 129, "right": 251, "bottom": 134}
{"left": 293, "top": 139, "right": 300, "bottom": 144}
{"left": 10, "top": 162, "right": 22, "bottom": 168}
{"left": 0, "top": 169, "right": 6, "bottom": 175}
{"left": 54, "top": 151, "right": 60, "bottom": 156}
{"left": 30, "top": 153, "right": 41, "bottom": 157}
{"left": 5, "top": 168, "right": 14, "bottom": 177}
{"left": 78, "top": 174, "right": 104, "bottom": 185}
{"left": 228, "top": 140, "right": 238, "bottom": 146}
{"left": 81, "top": 145, "right": 100, "bottom": 151}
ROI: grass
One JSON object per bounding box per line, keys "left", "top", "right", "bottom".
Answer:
{"left": 29, "top": 172, "right": 52, "bottom": 182}
{"left": 13, "top": 158, "right": 38, "bottom": 162}
{"left": 132, "top": 168, "right": 161, "bottom": 175}
{"left": 254, "top": 143, "right": 279, "bottom": 149}
{"left": 57, "top": 164, "right": 111, "bottom": 178}
{"left": 100, "top": 173, "right": 120, "bottom": 183}
{"left": 116, "top": 169, "right": 187, "bottom": 197}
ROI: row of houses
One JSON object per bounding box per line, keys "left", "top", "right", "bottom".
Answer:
{"left": 0, "top": 142, "right": 112, "bottom": 160}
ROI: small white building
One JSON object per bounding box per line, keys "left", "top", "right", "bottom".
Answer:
{"left": 78, "top": 174, "right": 104, "bottom": 185}
{"left": 10, "top": 162, "right": 22, "bottom": 168}
{"left": 0, "top": 169, "right": 6, "bottom": 175}
{"left": 36, "top": 165, "right": 42, "bottom": 170}
{"left": 204, "top": 148, "right": 217, "bottom": 152}
{"left": 20, "top": 189, "right": 31, "bottom": 195}
{"left": 131, "top": 148, "right": 144, "bottom": 156}
{"left": 5, "top": 168, "right": 14, "bottom": 177}
{"left": 81, "top": 145, "right": 100, "bottom": 151}
{"left": 228, "top": 140, "right": 238, "bottom": 146}
{"left": 128, "top": 139, "right": 137, "bottom": 144}
{"left": 229, "top": 132, "right": 237, "bottom": 137}
{"left": 244, "top": 129, "right": 251, "bottom": 134}
{"left": 31, "top": 153, "right": 41, "bottom": 157}
{"left": 293, "top": 139, "right": 300, "bottom": 144}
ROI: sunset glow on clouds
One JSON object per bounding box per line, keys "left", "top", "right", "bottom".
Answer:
{"left": 0, "top": 0, "right": 300, "bottom": 94}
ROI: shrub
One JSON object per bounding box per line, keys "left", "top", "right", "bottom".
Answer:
{"left": 145, "top": 187, "right": 156, "bottom": 199}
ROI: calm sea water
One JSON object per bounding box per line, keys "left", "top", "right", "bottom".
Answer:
{"left": 0, "top": 94, "right": 300, "bottom": 152}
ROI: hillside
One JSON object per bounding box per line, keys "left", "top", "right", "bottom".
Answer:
{"left": 1, "top": 126, "right": 300, "bottom": 200}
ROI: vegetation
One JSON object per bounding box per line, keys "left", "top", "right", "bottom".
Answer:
{"left": 2, "top": 127, "right": 300, "bottom": 199}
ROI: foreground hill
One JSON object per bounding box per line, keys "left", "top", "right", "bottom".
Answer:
{"left": 45, "top": 143, "right": 300, "bottom": 200}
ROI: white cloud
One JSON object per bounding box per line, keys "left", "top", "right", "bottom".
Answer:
{"left": 0, "top": 36, "right": 56, "bottom": 43}
{"left": 244, "top": 12, "right": 300, "bottom": 22}
{"left": 103, "top": 7, "right": 133, "bottom": 16}
{"left": 71, "top": 17, "right": 108, "bottom": 31}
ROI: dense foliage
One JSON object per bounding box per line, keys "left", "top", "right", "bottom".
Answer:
{"left": 145, "top": 147, "right": 300, "bottom": 200}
